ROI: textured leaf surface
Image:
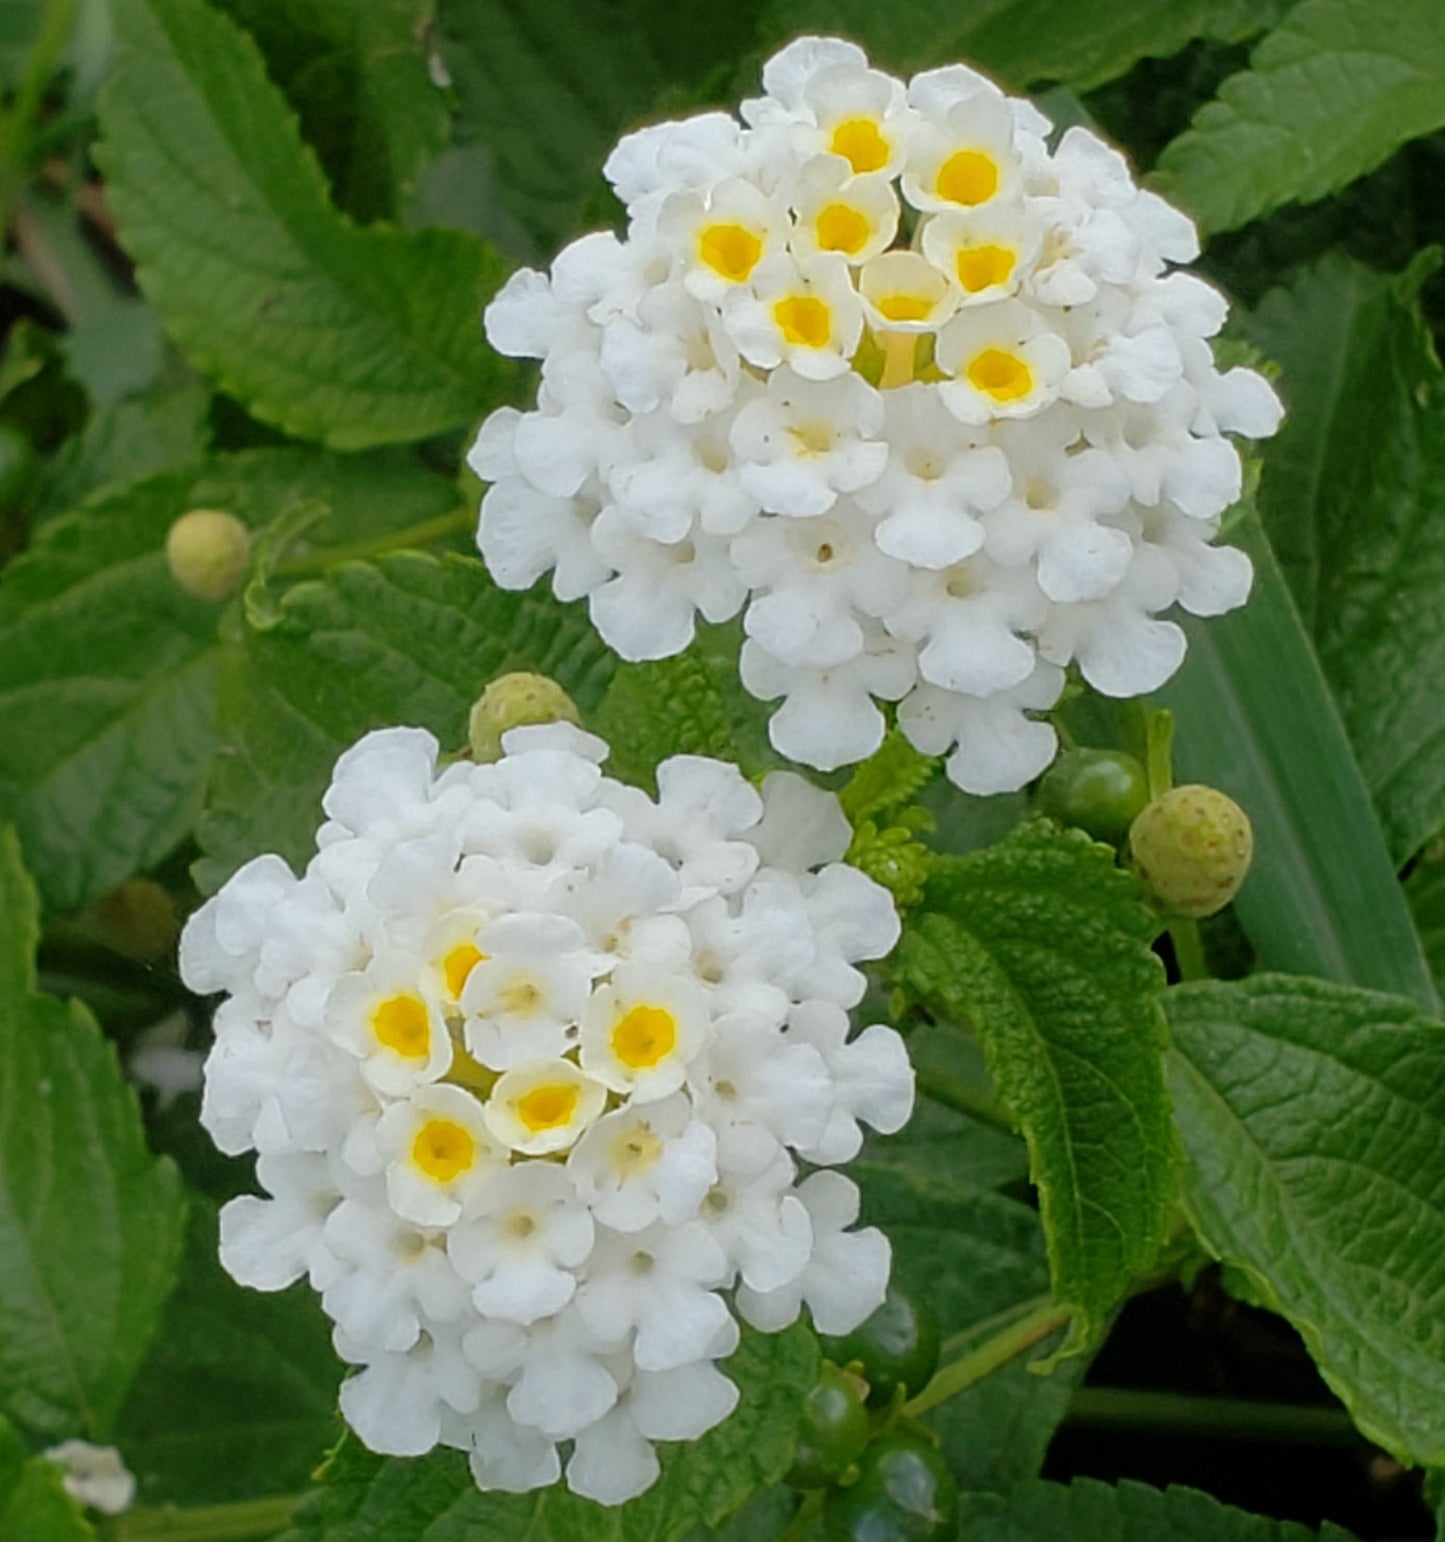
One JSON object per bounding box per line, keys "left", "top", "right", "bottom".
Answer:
{"left": 1152, "top": 0, "right": 1445, "bottom": 234}
{"left": 594, "top": 625, "right": 779, "bottom": 792}
{"left": 196, "top": 557, "right": 616, "bottom": 892}
{"left": 280, "top": 1326, "right": 816, "bottom": 1542}
{"left": 1167, "top": 975, "right": 1445, "bottom": 1464}
{"left": 1155, "top": 505, "right": 1437, "bottom": 1009}
{"left": 760, "top": 0, "right": 1285, "bottom": 90}
{"left": 1244, "top": 254, "right": 1445, "bottom": 863}
{"left": 0, "top": 450, "right": 460, "bottom": 913}
{"left": 0, "top": 827, "right": 185, "bottom": 1440}
{"left": 96, "top": 0, "right": 512, "bottom": 449}
{"left": 0, "top": 467, "right": 228, "bottom": 914}
{"left": 892, "top": 822, "right": 1176, "bottom": 1349}
{"left": 962, "top": 1476, "right": 1359, "bottom": 1540}
{"left": 120, "top": 1202, "right": 341, "bottom": 1505}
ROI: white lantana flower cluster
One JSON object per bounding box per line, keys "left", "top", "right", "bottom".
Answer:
{"left": 180, "top": 721, "right": 913, "bottom": 1505}
{"left": 472, "top": 36, "right": 1283, "bottom": 795}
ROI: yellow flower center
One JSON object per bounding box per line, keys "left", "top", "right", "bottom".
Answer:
{"left": 815, "top": 202, "right": 871, "bottom": 255}
{"left": 370, "top": 994, "right": 430, "bottom": 1058}
{"left": 830, "top": 117, "right": 889, "bottom": 175}
{"left": 774, "top": 296, "right": 832, "bottom": 349}
{"left": 966, "top": 347, "right": 1033, "bottom": 403}
{"left": 876, "top": 293, "right": 935, "bottom": 323}
{"left": 515, "top": 1082, "right": 581, "bottom": 1133}
{"left": 955, "top": 243, "right": 1016, "bottom": 293}
{"left": 412, "top": 1118, "right": 476, "bottom": 1182}
{"left": 937, "top": 150, "right": 999, "bottom": 207}
{"left": 698, "top": 222, "right": 762, "bottom": 282}
{"left": 442, "top": 943, "right": 485, "bottom": 999}
{"left": 611, "top": 1004, "right": 678, "bottom": 1069}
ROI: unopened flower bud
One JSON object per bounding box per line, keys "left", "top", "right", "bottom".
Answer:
{"left": 467, "top": 672, "right": 580, "bottom": 762}
{"left": 1129, "top": 785, "right": 1253, "bottom": 918}
{"left": 846, "top": 820, "right": 932, "bottom": 909}
{"left": 165, "top": 509, "right": 250, "bottom": 601}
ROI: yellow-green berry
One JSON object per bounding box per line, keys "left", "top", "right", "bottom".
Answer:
{"left": 1129, "top": 785, "right": 1254, "bottom": 918}
{"left": 165, "top": 509, "right": 250, "bottom": 601}
{"left": 468, "top": 673, "right": 581, "bottom": 762}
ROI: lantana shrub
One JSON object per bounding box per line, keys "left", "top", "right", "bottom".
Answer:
{"left": 0, "top": 3, "right": 1443, "bottom": 1541}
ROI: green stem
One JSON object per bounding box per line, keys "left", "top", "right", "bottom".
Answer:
{"left": 105, "top": 1495, "right": 298, "bottom": 1542}
{"left": 778, "top": 1490, "right": 824, "bottom": 1542}
{"left": 1144, "top": 707, "right": 1175, "bottom": 802}
{"left": 0, "top": 0, "right": 80, "bottom": 231}
{"left": 275, "top": 507, "right": 473, "bottom": 577}
{"left": 1064, "top": 1387, "right": 1357, "bottom": 1445}
{"left": 915, "top": 1065, "right": 1013, "bottom": 1134}
{"left": 903, "top": 1298, "right": 1071, "bottom": 1418}
{"left": 1168, "top": 918, "right": 1209, "bottom": 981}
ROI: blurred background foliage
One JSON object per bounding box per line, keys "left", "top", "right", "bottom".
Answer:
{"left": 0, "top": 1, "right": 1442, "bottom": 1539}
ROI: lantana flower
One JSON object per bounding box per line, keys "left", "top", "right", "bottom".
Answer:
{"left": 473, "top": 35, "right": 1282, "bottom": 795}
{"left": 181, "top": 722, "right": 913, "bottom": 1505}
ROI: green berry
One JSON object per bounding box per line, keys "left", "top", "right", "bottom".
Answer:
{"left": 824, "top": 1434, "right": 958, "bottom": 1541}
{"left": 823, "top": 1286, "right": 940, "bottom": 1408}
{"left": 1038, "top": 748, "right": 1150, "bottom": 844}
{"left": 787, "top": 1362, "right": 871, "bottom": 1489}
{"left": 467, "top": 673, "right": 581, "bottom": 762}
{"left": 1129, "top": 784, "right": 1254, "bottom": 918}
{"left": 166, "top": 509, "right": 251, "bottom": 601}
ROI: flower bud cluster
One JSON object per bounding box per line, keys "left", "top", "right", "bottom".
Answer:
{"left": 180, "top": 721, "right": 913, "bottom": 1505}
{"left": 472, "top": 36, "right": 1282, "bottom": 794}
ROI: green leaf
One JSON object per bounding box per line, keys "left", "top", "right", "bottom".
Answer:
{"left": 1406, "top": 841, "right": 1445, "bottom": 1000}
{"left": 872, "top": 1034, "right": 1031, "bottom": 1193}
{"left": 196, "top": 555, "right": 616, "bottom": 893}
{"left": 0, "top": 467, "right": 227, "bottom": 914}
{"left": 434, "top": 0, "right": 662, "bottom": 257}
{"left": 0, "top": 825, "right": 186, "bottom": 1441}
{"left": 281, "top": 1326, "right": 817, "bottom": 1542}
{"left": 1428, "top": 1468, "right": 1445, "bottom": 1541}
{"left": 892, "top": 822, "right": 1177, "bottom": 1351}
{"left": 1243, "top": 253, "right": 1445, "bottom": 864}
{"left": 0, "top": 1416, "right": 94, "bottom": 1542}
{"left": 0, "top": 449, "right": 460, "bottom": 913}
{"left": 96, "top": 0, "right": 513, "bottom": 451}
{"left": 1167, "top": 975, "right": 1445, "bottom": 1465}
{"left": 1154, "top": 503, "right": 1438, "bottom": 1010}
{"left": 853, "top": 1141, "right": 1084, "bottom": 1491}
{"left": 119, "top": 1201, "right": 340, "bottom": 1505}
{"left": 961, "top": 1476, "right": 1360, "bottom": 1540}
{"left": 758, "top": 0, "right": 1286, "bottom": 91}
{"left": 216, "top": 0, "right": 451, "bottom": 223}
{"left": 1152, "top": 0, "right": 1445, "bottom": 235}
{"left": 592, "top": 624, "right": 778, "bottom": 793}
{"left": 839, "top": 730, "right": 937, "bottom": 824}
{"left": 0, "top": 0, "right": 41, "bottom": 91}
{"left": 41, "top": 384, "right": 213, "bottom": 518}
